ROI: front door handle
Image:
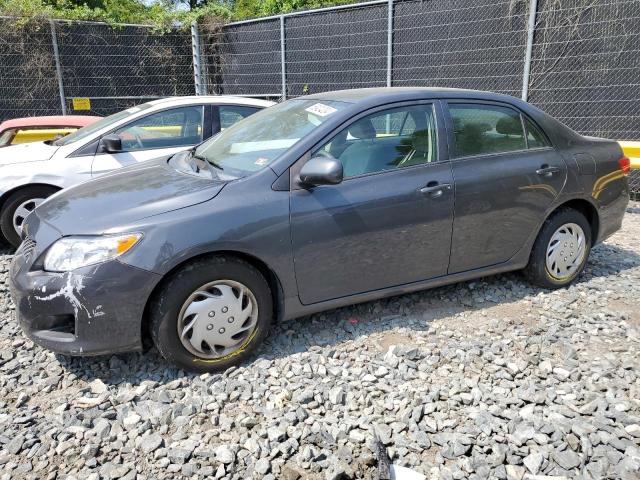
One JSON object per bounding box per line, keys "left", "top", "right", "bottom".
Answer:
{"left": 536, "top": 165, "right": 561, "bottom": 177}
{"left": 419, "top": 183, "right": 451, "bottom": 198}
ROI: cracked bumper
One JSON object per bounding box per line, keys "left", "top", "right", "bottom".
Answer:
{"left": 10, "top": 252, "right": 162, "bottom": 356}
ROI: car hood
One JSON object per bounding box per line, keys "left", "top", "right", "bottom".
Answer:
{"left": 34, "top": 158, "right": 226, "bottom": 235}
{"left": 0, "top": 141, "right": 59, "bottom": 164}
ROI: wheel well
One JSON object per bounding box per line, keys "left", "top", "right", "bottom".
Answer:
{"left": 0, "top": 183, "right": 61, "bottom": 211}
{"left": 141, "top": 250, "right": 284, "bottom": 347}
{"left": 553, "top": 199, "right": 600, "bottom": 245}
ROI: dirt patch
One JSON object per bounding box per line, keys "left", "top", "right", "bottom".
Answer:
{"left": 375, "top": 331, "right": 416, "bottom": 352}
{"left": 607, "top": 298, "right": 640, "bottom": 327}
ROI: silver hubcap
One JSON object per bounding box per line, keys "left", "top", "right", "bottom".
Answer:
{"left": 545, "top": 222, "right": 586, "bottom": 280}
{"left": 177, "top": 280, "right": 258, "bottom": 359}
{"left": 13, "top": 198, "right": 45, "bottom": 236}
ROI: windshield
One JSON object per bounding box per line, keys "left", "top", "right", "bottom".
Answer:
{"left": 53, "top": 103, "right": 154, "bottom": 146}
{"left": 194, "top": 99, "right": 349, "bottom": 177}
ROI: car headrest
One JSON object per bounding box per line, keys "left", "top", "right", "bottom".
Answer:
{"left": 348, "top": 119, "right": 376, "bottom": 139}
{"left": 496, "top": 116, "right": 522, "bottom": 135}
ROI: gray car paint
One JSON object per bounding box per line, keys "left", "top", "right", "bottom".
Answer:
{"left": 10, "top": 88, "right": 629, "bottom": 356}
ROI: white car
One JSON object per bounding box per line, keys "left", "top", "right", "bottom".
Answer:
{"left": 0, "top": 95, "right": 274, "bottom": 246}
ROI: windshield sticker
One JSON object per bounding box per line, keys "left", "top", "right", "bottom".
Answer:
{"left": 254, "top": 157, "right": 269, "bottom": 166}
{"left": 305, "top": 103, "right": 337, "bottom": 117}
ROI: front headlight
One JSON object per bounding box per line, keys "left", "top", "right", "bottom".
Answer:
{"left": 44, "top": 233, "right": 142, "bottom": 272}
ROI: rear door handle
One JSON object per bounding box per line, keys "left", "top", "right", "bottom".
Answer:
{"left": 536, "top": 165, "right": 561, "bottom": 177}
{"left": 419, "top": 183, "right": 451, "bottom": 197}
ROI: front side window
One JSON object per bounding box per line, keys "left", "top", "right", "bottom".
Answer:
{"left": 219, "top": 105, "right": 260, "bottom": 131}
{"left": 449, "top": 103, "right": 526, "bottom": 157}
{"left": 195, "top": 99, "right": 349, "bottom": 177}
{"left": 53, "top": 103, "right": 154, "bottom": 146}
{"left": 316, "top": 104, "right": 437, "bottom": 178}
{"left": 114, "top": 106, "right": 204, "bottom": 152}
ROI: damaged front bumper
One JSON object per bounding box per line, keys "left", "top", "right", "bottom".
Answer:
{"left": 10, "top": 243, "right": 162, "bottom": 356}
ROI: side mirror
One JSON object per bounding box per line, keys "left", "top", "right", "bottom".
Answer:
{"left": 99, "top": 134, "right": 122, "bottom": 153}
{"left": 299, "top": 155, "right": 343, "bottom": 186}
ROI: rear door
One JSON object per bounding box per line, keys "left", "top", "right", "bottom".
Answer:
{"left": 91, "top": 105, "right": 207, "bottom": 176}
{"left": 445, "top": 100, "right": 567, "bottom": 273}
{"left": 290, "top": 101, "right": 455, "bottom": 305}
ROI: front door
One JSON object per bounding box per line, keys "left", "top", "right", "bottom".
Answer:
{"left": 445, "top": 101, "right": 567, "bottom": 273}
{"left": 290, "top": 102, "right": 455, "bottom": 305}
{"left": 91, "top": 105, "right": 205, "bottom": 176}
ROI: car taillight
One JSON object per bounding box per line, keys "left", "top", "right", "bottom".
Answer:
{"left": 619, "top": 156, "right": 631, "bottom": 176}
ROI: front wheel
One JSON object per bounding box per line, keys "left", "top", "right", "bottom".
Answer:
{"left": 0, "top": 186, "right": 59, "bottom": 247}
{"left": 524, "top": 208, "right": 592, "bottom": 289}
{"left": 150, "top": 256, "right": 272, "bottom": 373}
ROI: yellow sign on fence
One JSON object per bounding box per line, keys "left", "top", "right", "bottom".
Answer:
{"left": 72, "top": 97, "right": 91, "bottom": 111}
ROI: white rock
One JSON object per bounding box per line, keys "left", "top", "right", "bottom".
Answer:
{"left": 625, "top": 424, "right": 640, "bottom": 437}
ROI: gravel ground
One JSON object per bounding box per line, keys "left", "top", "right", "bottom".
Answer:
{"left": 1, "top": 203, "right": 639, "bottom": 480}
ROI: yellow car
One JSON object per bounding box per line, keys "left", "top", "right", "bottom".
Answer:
{"left": 619, "top": 141, "right": 640, "bottom": 169}
{"left": 0, "top": 115, "right": 100, "bottom": 147}
{"left": 620, "top": 141, "right": 640, "bottom": 200}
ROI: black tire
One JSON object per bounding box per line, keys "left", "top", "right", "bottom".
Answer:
{"left": 0, "top": 186, "right": 59, "bottom": 247}
{"left": 149, "top": 256, "right": 273, "bottom": 373}
{"left": 524, "top": 208, "right": 592, "bottom": 289}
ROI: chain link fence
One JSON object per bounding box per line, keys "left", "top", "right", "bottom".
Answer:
{"left": 0, "top": 18, "right": 61, "bottom": 118}
{"left": 0, "top": 17, "right": 194, "bottom": 119}
{"left": 55, "top": 21, "right": 194, "bottom": 116}
{"left": 203, "top": 17, "right": 282, "bottom": 97}
{"left": 528, "top": 0, "right": 640, "bottom": 140}
{"left": 392, "top": 0, "right": 528, "bottom": 96}
{"left": 285, "top": 3, "right": 389, "bottom": 97}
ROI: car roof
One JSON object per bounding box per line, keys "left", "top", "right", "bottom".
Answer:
{"left": 146, "top": 95, "right": 275, "bottom": 109}
{"left": 0, "top": 115, "right": 100, "bottom": 130}
{"left": 304, "top": 87, "right": 522, "bottom": 105}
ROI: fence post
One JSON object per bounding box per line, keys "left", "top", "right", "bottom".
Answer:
{"left": 49, "top": 19, "right": 67, "bottom": 115}
{"left": 386, "top": 0, "right": 393, "bottom": 87}
{"left": 521, "top": 0, "right": 538, "bottom": 101}
{"left": 280, "top": 15, "right": 287, "bottom": 101}
{"left": 191, "top": 22, "right": 205, "bottom": 95}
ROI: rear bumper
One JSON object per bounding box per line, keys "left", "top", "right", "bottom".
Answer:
{"left": 10, "top": 254, "right": 161, "bottom": 356}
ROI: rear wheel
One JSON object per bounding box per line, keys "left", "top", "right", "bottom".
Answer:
{"left": 524, "top": 208, "right": 592, "bottom": 289}
{"left": 0, "top": 186, "right": 59, "bottom": 247}
{"left": 150, "top": 256, "right": 272, "bottom": 373}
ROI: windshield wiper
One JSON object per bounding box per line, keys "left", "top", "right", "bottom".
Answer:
{"left": 188, "top": 148, "right": 221, "bottom": 180}
{"left": 205, "top": 157, "right": 224, "bottom": 171}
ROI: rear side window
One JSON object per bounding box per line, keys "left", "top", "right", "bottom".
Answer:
{"left": 449, "top": 104, "right": 526, "bottom": 157}
{"left": 525, "top": 117, "right": 551, "bottom": 148}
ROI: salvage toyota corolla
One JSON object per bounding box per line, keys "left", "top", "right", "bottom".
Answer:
{"left": 10, "top": 88, "right": 630, "bottom": 372}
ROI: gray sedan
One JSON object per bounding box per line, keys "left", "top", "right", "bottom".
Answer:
{"left": 10, "top": 88, "right": 630, "bottom": 372}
